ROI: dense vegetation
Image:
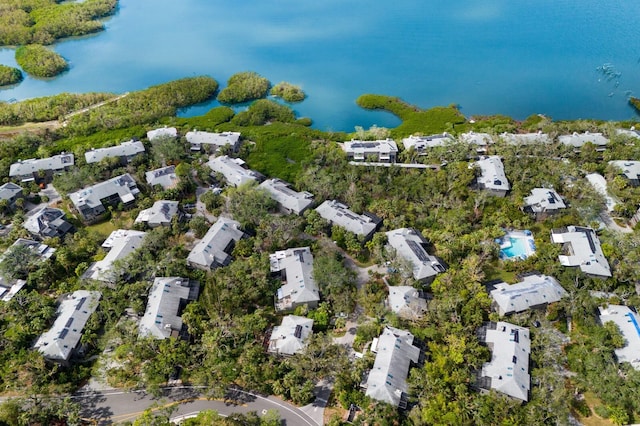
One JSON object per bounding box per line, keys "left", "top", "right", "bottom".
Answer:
{"left": 1, "top": 85, "right": 640, "bottom": 424}
{"left": 0, "top": 65, "right": 22, "bottom": 87}
{"left": 15, "top": 44, "right": 67, "bottom": 77}
{"left": 0, "top": 0, "right": 118, "bottom": 46}
{"left": 270, "top": 81, "right": 305, "bottom": 102}
{"left": 217, "top": 71, "right": 270, "bottom": 104}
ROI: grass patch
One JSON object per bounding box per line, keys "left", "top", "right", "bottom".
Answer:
{"left": 53, "top": 126, "right": 147, "bottom": 152}
{"left": 574, "top": 392, "right": 616, "bottom": 426}
{"left": 85, "top": 219, "right": 117, "bottom": 239}
{"left": 483, "top": 263, "right": 517, "bottom": 283}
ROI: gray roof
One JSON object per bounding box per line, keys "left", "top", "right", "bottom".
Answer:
{"left": 474, "top": 156, "right": 510, "bottom": 192}
{"left": 135, "top": 200, "right": 179, "bottom": 227}
{"left": 268, "top": 315, "right": 314, "bottom": 356}
{"left": 0, "top": 279, "right": 26, "bottom": 302}
{"left": 365, "top": 327, "right": 420, "bottom": 407}
{"left": 145, "top": 165, "right": 179, "bottom": 189}
{"left": 616, "top": 128, "right": 640, "bottom": 139}
{"left": 9, "top": 154, "right": 74, "bottom": 178}
{"left": 139, "top": 277, "right": 196, "bottom": 339}
{"left": 315, "top": 200, "right": 379, "bottom": 238}
{"left": 551, "top": 226, "right": 611, "bottom": 277}
{"left": 271, "top": 247, "right": 319, "bottom": 311}
{"left": 1, "top": 238, "right": 56, "bottom": 260}
{"left": 387, "top": 286, "right": 427, "bottom": 319}
{"left": 343, "top": 139, "right": 398, "bottom": 160}
{"left": 490, "top": 274, "right": 567, "bottom": 316}
{"left": 186, "top": 131, "right": 241, "bottom": 148}
{"left": 0, "top": 182, "right": 22, "bottom": 201}
{"left": 385, "top": 228, "right": 446, "bottom": 281}
{"left": 259, "top": 179, "right": 314, "bottom": 215}
{"left": 207, "top": 155, "right": 262, "bottom": 187}
{"left": 85, "top": 140, "right": 145, "bottom": 164}
{"left": 559, "top": 131, "right": 609, "bottom": 147}
{"left": 402, "top": 134, "right": 453, "bottom": 151}
{"left": 187, "top": 217, "right": 245, "bottom": 269}
{"left": 609, "top": 161, "right": 640, "bottom": 181}
{"left": 500, "top": 132, "right": 551, "bottom": 144}
{"left": 458, "top": 131, "right": 494, "bottom": 147}
{"left": 34, "top": 290, "right": 101, "bottom": 362}
{"left": 523, "top": 188, "right": 566, "bottom": 213}
{"left": 69, "top": 174, "right": 140, "bottom": 216}
{"left": 598, "top": 305, "right": 640, "bottom": 370}
{"left": 147, "top": 127, "right": 178, "bottom": 141}
{"left": 84, "top": 229, "right": 146, "bottom": 282}
{"left": 23, "top": 207, "right": 73, "bottom": 238}
{"left": 479, "top": 321, "right": 530, "bottom": 401}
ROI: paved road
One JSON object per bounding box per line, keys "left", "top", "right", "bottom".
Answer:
{"left": 73, "top": 387, "right": 319, "bottom": 425}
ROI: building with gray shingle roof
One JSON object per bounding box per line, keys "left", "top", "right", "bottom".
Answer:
{"left": 0, "top": 239, "right": 54, "bottom": 302}
{"left": 0, "top": 182, "right": 23, "bottom": 207}
{"left": 387, "top": 286, "right": 427, "bottom": 319}
{"left": 489, "top": 274, "right": 567, "bottom": 316}
{"left": 609, "top": 161, "right": 640, "bottom": 186}
{"left": 385, "top": 228, "right": 446, "bottom": 283}
{"left": 364, "top": 326, "right": 421, "bottom": 408}
{"left": 268, "top": 315, "right": 314, "bottom": 356}
{"left": 343, "top": 139, "right": 398, "bottom": 163}
{"left": 187, "top": 131, "right": 241, "bottom": 152}
{"left": 9, "top": 154, "right": 74, "bottom": 182}
{"left": 402, "top": 134, "right": 453, "bottom": 152}
{"left": 207, "top": 155, "right": 262, "bottom": 187}
{"left": 271, "top": 247, "right": 319, "bottom": 311}
{"left": 138, "top": 277, "right": 199, "bottom": 340}
{"left": 477, "top": 321, "right": 530, "bottom": 401}
{"left": 135, "top": 200, "right": 180, "bottom": 228}
{"left": 85, "top": 140, "right": 145, "bottom": 164}
{"left": 616, "top": 127, "right": 640, "bottom": 140}
{"left": 147, "top": 127, "right": 178, "bottom": 141}
{"left": 551, "top": 226, "right": 611, "bottom": 277}
{"left": 69, "top": 174, "right": 140, "bottom": 222}
{"left": 315, "top": 200, "right": 381, "bottom": 240}
{"left": 459, "top": 131, "right": 494, "bottom": 152}
{"left": 33, "top": 290, "right": 101, "bottom": 365}
{"left": 559, "top": 131, "right": 608, "bottom": 148}
{"left": 83, "top": 229, "right": 146, "bottom": 283}
{"left": 23, "top": 207, "right": 73, "bottom": 239}
{"left": 598, "top": 305, "right": 640, "bottom": 370}
{"left": 145, "top": 165, "right": 179, "bottom": 190}
{"left": 187, "top": 217, "right": 245, "bottom": 270}
{"left": 523, "top": 188, "right": 566, "bottom": 218}
{"left": 259, "top": 179, "right": 314, "bottom": 215}
{"left": 473, "top": 156, "right": 510, "bottom": 197}
{"left": 500, "top": 131, "right": 551, "bottom": 145}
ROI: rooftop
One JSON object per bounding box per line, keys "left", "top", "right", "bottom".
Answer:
{"left": 135, "top": 200, "right": 179, "bottom": 226}
{"left": 271, "top": 247, "right": 319, "bottom": 311}
{"left": 315, "top": 200, "right": 380, "bottom": 238}
{"left": 147, "top": 127, "right": 178, "bottom": 141}
{"left": 84, "top": 229, "right": 147, "bottom": 282}
{"left": 609, "top": 160, "right": 640, "bottom": 181}
{"left": 490, "top": 274, "right": 567, "bottom": 315}
{"left": 343, "top": 139, "right": 398, "bottom": 155}
{"left": 84, "top": 140, "right": 145, "bottom": 164}
{"left": 23, "top": 207, "right": 73, "bottom": 238}
{"left": 145, "top": 165, "right": 179, "bottom": 190}
{"left": 551, "top": 226, "right": 611, "bottom": 277}
{"left": 387, "top": 286, "right": 427, "bottom": 319}
{"left": 500, "top": 132, "right": 551, "bottom": 145}
{"left": 187, "top": 217, "right": 245, "bottom": 269}
{"left": 402, "top": 134, "right": 453, "bottom": 151}
{"left": 69, "top": 174, "right": 140, "bottom": 215}
{"left": 458, "top": 131, "right": 494, "bottom": 147}
{"left": 558, "top": 131, "right": 609, "bottom": 147}
{"left": 598, "top": 305, "right": 640, "bottom": 370}
{"left": 259, "top": 179, "right": 314, "bottom": 215}
{"left": 523, "top": 188, "right": 566, "bottom": 213}
{"left": 9, "top": 154, "right": 74, "bottom": 178}
{"left": 474, "top": 156, "right": 510, "bottom": 192}
{"left": 207, "top": 155, "right": 262, "bottom": 187}
{"left": 139, "top": 277, "right": 198, "bottom": 339}
{"left": 0, "top": 182, "right": 22, "bottom": 201}
{"left": 268, "top": 315, "right": 314, "bottom": 356}
{"left": 385, "top": 228, "right": 446, "bottom": 281}
{"left": 186, "top": 131, "right": 241, "bottom": 147}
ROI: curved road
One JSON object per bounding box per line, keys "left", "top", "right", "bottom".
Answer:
{"left": 73, "top": 386, "right": 319, "bottom": 425}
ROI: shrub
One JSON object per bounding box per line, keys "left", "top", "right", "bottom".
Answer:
{"left": 231, "top": 99, "right": 295, "bottom": 126}
{"left": 0, "top": 65, "right": 23, "bottom": 86}
{"left": 270, "top": 81, "right": 305, "bottom": 102}
{"left": 217, "top": 71, "right": 270, "bottom": 104}
{"left": 15, "top": 44, "right": 68, "bottom": 78}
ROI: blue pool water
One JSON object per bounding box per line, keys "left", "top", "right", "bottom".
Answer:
{"left": 1, "top": 1, "right": 640, "bottom": 131}
{"left": 501, "top": 237, "right": 529, "bottom": 259}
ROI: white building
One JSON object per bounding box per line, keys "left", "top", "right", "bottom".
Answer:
{"left": 69, "top": 174, "right": 140, "bottom": 222}
{"left": 402, "top": 134, "right": 454, "bottom": 152}
{"left": 523, "top": 188, "right": 566, "bottom": 217}
{"left": 147, "top": 127, "right": 178, "bottom": 141}
{"left": 268, "top": 315, "right": 314, "bottom": 356}
{"left": 500, "top": 132, "right": 551, "bottom": 145}
{"left": 459, "top": 132, "right": 494, "bottom": 152}
{"left": 598, "top": 305, "right": 640, "bottom": 370}
{"left": 146, "top": 165, "right": 179, "bottom": 190}
{"left": 84, "top": 229, "right": 147, "bottom": 283}
{"left": 559, "top": 131, "right": 609, "bottom": 148}
{"left": 490, "top": 274, "right": 567, "bottom": 316}
{"left": 387, "top": 286, "right": 427, "bottom": 319}
{"left": 9, "top": 153, "right": 74, "bottom": 182}
{"left": 609, "top": 160, "right": 640, "bottom": 186}
{"left": 551, "top": 226, "right": 611, "bottom": 277}
{"left": 259, "top": 179, "right": 314, "bottom": 215}
{"left": 186, "top": 217, "right": 245, "bottom": 270}
{"left": 84, "top": 140, "right": 145, "bottom": 164}
{"left": 271, "top": 247, "right": 319, "bottom": 311}
{"left": 473, "top": 156, "right": 510, "bottom": 197}
{"left": 187, "top": 131, "right": 241, "bottom": 152}
{"left": 385, "top": 228, "right": 446, "bottom": 282}
{"left": 477, "top": 321, "right": 530, "bottom": 401}
{"left": 343, "top": 139, "right": 398, "bottom": 163}
{"left": 34, "top": 290, "right": 101, "bottom": 365}
{"left": 135, "top": 200, "right": 180, "bottom": 228}
{"left": 315, "top": 200, "right": 380, "bottom": 240}
{"left": 207, "top": 155, "right": 262, "bottom": 187}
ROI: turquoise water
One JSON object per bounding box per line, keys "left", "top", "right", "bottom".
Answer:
{"left": 501, "top": 237, "right": 529, "bottom": 259}
{"left": 1, "top": 1, "right": 640, "bottom": 131}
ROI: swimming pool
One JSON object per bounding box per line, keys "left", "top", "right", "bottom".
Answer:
{"left": 499, "top": 231, "right": 536, "bottom": 260}
{"left": 501, "top": 237, "right": 528, "bottom": 259}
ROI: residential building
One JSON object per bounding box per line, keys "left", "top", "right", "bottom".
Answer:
{"left": 33, "top": 290, "right": 101, "bottom": 365}
{"left": 500, "top": 132, "right": 551, "bottom": 145}
{"left": 187, "top": 217, "right": 245, "bottom": 270}
{"left": 0, "top": 279, "right": 25, "bottom": 303}
{"left": 315, "top": 200, "right": 381, "bottom": 240}
{"left": 9, "top": 153, "right": 74, "bottom": 182}
{"left": 85, "top": 140, "right": 145, "bottom": 164}
{"left": 207, "top": 155, "right": 263, "bottom": 187}
{"left": 145, "top": 165, "right": 179, "bottom": 190}
{"left": 401, "top": 134, "right": 453, "bottom": 152}
{"left": 364, "top": 326, "right": 421, "bottom": 408}
{"left": 135, "top": 200, "right": 180, "bottom": 228}
{"left": 259, "top": 178, "right": 314, "bottom": 215}
{"left": 489, "top": 274, "right": 567, "bottom": 316}
{"left": 271, "top": 247, "right": 319, "bottom": 311}
{"left": 459, "top": 132, "right": 494, "bottom": 153}
{"left": 551, "top": 226, "right": 611, "bottom": 277}
{"left": 598, "top": 305, "right": 640, "bottom": 370}
{"left": 343, "top": 139, "right": 398, "bottom": 163}
{"left": 385, "top": 228, "right": 446, "bottom": 283}
{"left": 473, "top": 156, "right": 510, "bottom": 197}
{"left": 0, "top": 239, "right": 52, "bottom": 303}
{"left": 477, "top": 322, "right": 530, "bottom": 401}
{"left": 559, "top": 131, "right": 609, "bottom": 148}
{"left": 609, "top": 160, "right": 640, "bottom": 186}
{"left": 23, "top": 207, "right": 73, "bottom": 239}
{"left": 615, "top": 127, "right": 640, "bottom": 140}
{"left": 387, "top": 286, "right": 427, "bottom": 319}
{"left": 138, "top": 277, "right": 199, "bottom": 340}
{"left": 186, "top": 131, "right": 241, "bottom": 152}
{"left": 0, "top": 182, "right": 23, "bottom": 208}
{"left": 523, "top": 188, "right": 566, "bottom": 218}
{"left": 147, "top": 127, "right": 178, "bottom": 141}
{"left": 69, "top": 174, "right": 140, "bottom": 222}
{"left": 83, "top": 230, "right": 147, "bottom": 283}
{"left": 2, "top": 238, "right": 56, "bottom": 260}
{"left": 268, "top": 315, "right": 314, "bottom": 356}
